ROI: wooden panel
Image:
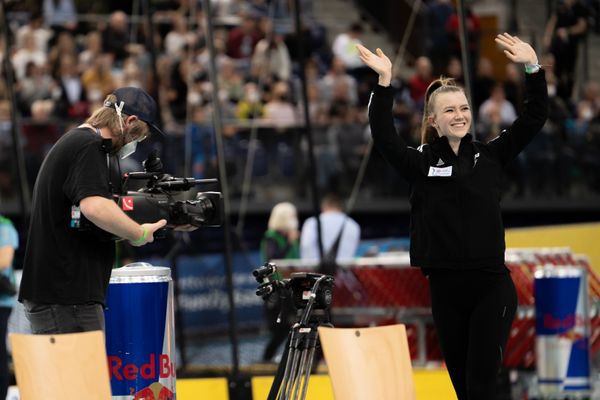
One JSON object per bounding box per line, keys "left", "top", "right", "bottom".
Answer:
{"left": 318, "top": 324, "right": 416, "bottom": 400}
{"left": 10, "top": 331, "right": 111, "bottom": 400}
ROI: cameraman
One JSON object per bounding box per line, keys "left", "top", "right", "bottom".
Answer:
{"left": 19, "top": 87, "right": 167, "bottom": 334}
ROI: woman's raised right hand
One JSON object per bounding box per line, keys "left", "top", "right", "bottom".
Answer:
{"left": 356, "top": 44, "right": 392, "bottom": 86}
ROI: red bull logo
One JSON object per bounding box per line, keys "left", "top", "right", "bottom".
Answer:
{"left": 543, "top": 313, "right": 584, "bottom": 331}
{"left": 108, "top": 353, "right": 175, "bottom": 381}
{"left": 132, "top": 382, "right": 174, "bottom": 400}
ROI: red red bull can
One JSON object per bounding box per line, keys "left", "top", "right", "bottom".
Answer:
{"left": 105, "top": 263, "right": 176, "bottom": 399}
{"left": 534, "top": 264, "right": 591, "bottom": 396}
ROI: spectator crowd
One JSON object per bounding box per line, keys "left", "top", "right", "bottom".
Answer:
{"left": 0, "top": 0, "right": 599, "bottom": 209}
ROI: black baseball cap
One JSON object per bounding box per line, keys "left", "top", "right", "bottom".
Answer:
{"left": 104, "top": 87, "right": 165, "bottom": 136}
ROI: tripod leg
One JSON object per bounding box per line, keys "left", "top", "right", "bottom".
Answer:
{"left": 284, "top": 346, "right": 302, "bottom": 400}
{"left": 299, "top": 347, "right": 316, "bottom": 400}
{"left": 278, "top": 342, "right": 299, "bottom": 400}
{"left": 298, "top": 328, "right": 319, "bottom": 400}
{"left": 292, "top": 347, "right": 310, "bottom": 400}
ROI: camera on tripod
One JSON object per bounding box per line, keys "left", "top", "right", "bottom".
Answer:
{"left": 253, "top": 263, "right": 335, "bottom": 400}
{"left": 253, "top": 263, "right": 334, "bottom": 311}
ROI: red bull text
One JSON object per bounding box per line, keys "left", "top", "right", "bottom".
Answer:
{"left": 534, "top": 265, "right": 591, "bottom": 396}
{"left": 105, "top": 264, "right": 177, "bottom": 399}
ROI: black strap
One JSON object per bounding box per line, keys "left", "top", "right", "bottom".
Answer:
{"left": 323, "top": 218, "right": 347, "bottom": 263}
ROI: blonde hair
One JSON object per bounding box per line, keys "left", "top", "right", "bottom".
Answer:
{"left": 420, "top": 77, "right": 465, "bottom": 145}
{"left": 268, "top": 202, "right": 298, "bottom": 232}
{"left": 85, "top": 94, "right": 149, "bottom": 140}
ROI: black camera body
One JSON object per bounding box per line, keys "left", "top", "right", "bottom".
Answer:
{"left": 117, "top": 172, "right": 222, "bottom": 228}
{"left": 70, "top": 151, "right": 222, "bottom": 236}
{"left": 253, "top": 263, "right": 334, "bottom": 311}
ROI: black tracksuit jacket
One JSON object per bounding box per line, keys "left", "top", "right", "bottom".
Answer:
{"left": 368, "top": 71, "right": 548, "bottom": 271}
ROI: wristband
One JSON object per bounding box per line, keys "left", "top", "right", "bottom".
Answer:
{"left": 524, "top": 63, "right": 541, "bottom": 74}
{"left": 130, "top": 226, "right": 148, "bottom": 245}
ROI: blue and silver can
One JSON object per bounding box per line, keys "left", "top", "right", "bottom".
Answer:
{"left": 105, "top": 263, "right": 176, "bottom": 399}
{"left": 534, "top": 264, "right": 591, "bottom": 396}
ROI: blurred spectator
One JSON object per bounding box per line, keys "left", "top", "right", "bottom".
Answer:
{"left": 260, "top": 201, "right": 300, "bottom": 362}
{"left": 43, "top": 0, "right": 77, "bottom": 33}
{"left": 580, "top": 80, "right": 600, "bottom": 113}
{"left": 251, "top": 22, "right": 292, "bottom": 82}
{"left": 118, "top": 57, "right": 145, "bottom": 88}
{"left": 102, "top": 11, "right": 131, "bottom": 65}
{"left": 81, "top": 54, "right": 117, "bottom": 105}
{"left": 164, "top": 13, "right": 197, "bottom": 57}
{"left": 426, "top": 0, "right": 454, "bottom": 76}
{"left": 16, "top": 11, "right": 52, "bottom": 54}
{"left": 318, "top": 57, "right": 358, "bottom": 106}
{"left": 331, "top": 22, "right": 364, "bottom": 71}
{"left": 212, "top": 0, "right": 241, "bottom": 18}
{"left": 408, "top": 56, "right": 433, "bottom": 107}
{"left": 300, "top": 192, "right": 360, "bottom": 263}
{"left": 478, "top": 84, "right": 517, "bottom": 142}
{"left": 543, "top": 0, "right": 589, "bottom": 101}
{"left": 331, "top": 21, "right": 372, "bottom": 87}
{"left": 218, "top": 58, "right": 245, "bottom": 103}
{"left": 196, "top": 27, "right": 230, "bottom": 72}
{"left": 16, "top": 62, "right": 56, "bottom": 117}
{"left": 11, "top": 31, "right": 47, "bottom": 80}
{"left": 263, "top": 81, "right": 297, "bottom": 127}
{"left": 54, "top": 55, "right": 88, "bottom": 120}
{"left": 226, "top": 14, "right": 263, "bottom": 66}
{"left": 79, "top": 31, "right": 103, "bottom": 70}
{"left": 236, "top": 82, "right": 265, "bottom": 120}
{"left": 47, "top": 31, "right": 78, "bottom": 79}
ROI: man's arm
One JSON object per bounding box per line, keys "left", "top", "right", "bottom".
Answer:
{"left": 79, "top": 196, "right": 166, "bottom": 246}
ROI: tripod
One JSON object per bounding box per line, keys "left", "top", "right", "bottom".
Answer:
{"left": 265, "top": 274, "right": 334, "bottom": 400}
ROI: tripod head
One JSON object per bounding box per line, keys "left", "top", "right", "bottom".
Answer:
{"left": 253, "top": 263, "right": 334, "bottom": 311}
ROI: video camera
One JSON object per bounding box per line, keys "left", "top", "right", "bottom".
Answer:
{"left": 70, "top": 151, "right": 222, "bottom": 235}
{"left": 253, "top": 263, "right": 334, "bottom": 311}
{"left": 116, "top": 151, "right": 222, "bottom": 228}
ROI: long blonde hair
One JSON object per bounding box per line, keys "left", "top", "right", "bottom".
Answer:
{"left": 420, "top": 77, "right": 465, "bottom": 145}
{"left": 268, "top": 202, "right": 298, "bottom": 232}
{"left": 85, "top": 94, "right": 149, "bottom": 141}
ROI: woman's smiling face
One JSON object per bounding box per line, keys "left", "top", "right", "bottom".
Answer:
{"left": 429, "top": 91, "right": 472, "bottom": 141}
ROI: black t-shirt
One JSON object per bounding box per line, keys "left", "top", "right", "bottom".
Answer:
{"left": 555, "top": 1, "right": 589, "bottom": 40}
{"left": 19, "top": 127, "right": 116, "bottom": 305}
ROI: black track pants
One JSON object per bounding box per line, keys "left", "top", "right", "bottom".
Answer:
{"left": 428, "top": 269, "right": 518, "bottom": 400}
